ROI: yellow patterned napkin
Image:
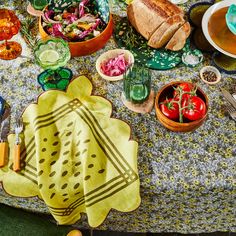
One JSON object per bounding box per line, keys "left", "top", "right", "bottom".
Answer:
{"left": 0, "top": 76, "right": 140, "bottom": 227}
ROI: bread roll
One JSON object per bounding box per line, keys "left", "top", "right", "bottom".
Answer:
{"left": 147, "top": 14, "right": 185, "bottom": 48}
{"left": 127, "top": 0, "right": 184, "bottom": 40}
{"left": 165, "top": 22, "right": 191, "bottom": 51}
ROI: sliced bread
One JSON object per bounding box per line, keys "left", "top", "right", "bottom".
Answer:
{"left": 165, "top": 22, "right": 191, "bottom": 51}
{"left": 147, "top": 14, "right": 185, "bottom": 48}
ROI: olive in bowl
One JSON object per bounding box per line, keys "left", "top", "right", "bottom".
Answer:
{"left": 155, "top": 81, "right": 208, "bottom": 132}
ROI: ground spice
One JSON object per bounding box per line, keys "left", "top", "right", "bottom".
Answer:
{"left": 202, "top": 70, "right": 217, "bottom": 82}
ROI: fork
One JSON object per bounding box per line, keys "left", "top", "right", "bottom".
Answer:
{"left": 225, "top": 104, "right": 236, "bottom": 121}
{"left": 13, "top": 118, "right": 23, "bottom": 172}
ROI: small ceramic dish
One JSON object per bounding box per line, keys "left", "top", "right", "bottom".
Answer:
{"left": 96, "top": 49, "right": 134, "bottom": 81}
{"left": 182, "top": 49, "right": 203, "bottom": 67}
{"left": 200, "top": 66, "right": 221, "bottom": 85}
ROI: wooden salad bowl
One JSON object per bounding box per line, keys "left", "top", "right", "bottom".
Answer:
{"left": 155, "top": 81, "right": 209, "bottom": 132}
{"left": 39, "top": 14, "right": 113, "bottom": 57}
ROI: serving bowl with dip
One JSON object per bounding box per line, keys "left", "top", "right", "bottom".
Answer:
{"left": 202, "top": 0, "right": 236, "bottom": 58}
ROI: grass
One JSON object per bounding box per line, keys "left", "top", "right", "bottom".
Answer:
{"left": 0, "top": 203, "right": 76, "bottom": 236}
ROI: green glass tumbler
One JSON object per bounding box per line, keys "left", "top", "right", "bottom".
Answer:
{"left": 123, "top": 64, "right": 151, "bottom": 104}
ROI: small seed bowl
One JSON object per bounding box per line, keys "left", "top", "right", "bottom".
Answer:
{"left": 200, "top": 66, "right": 221, "bottom": 85}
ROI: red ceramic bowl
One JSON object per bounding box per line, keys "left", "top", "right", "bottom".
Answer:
{"left": 155, "top": 81, "right": 209, "bottom": 132}
{"left": 39, "top": 14, "right": 113, "bottom": 57}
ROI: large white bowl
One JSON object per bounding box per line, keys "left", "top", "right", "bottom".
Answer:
{"left": 202, "top": 0, "right": 236, "bottom": 58}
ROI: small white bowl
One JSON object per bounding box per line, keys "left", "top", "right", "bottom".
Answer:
{"left": 200, "top": 66, "right": 221, "bottom": 85}
{"left": 96, "top": 49, "right": 134, "bottom": 81}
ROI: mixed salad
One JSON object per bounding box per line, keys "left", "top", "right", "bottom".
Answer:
{"left": 42, "top": 0, "right": 107, "bottom": 42}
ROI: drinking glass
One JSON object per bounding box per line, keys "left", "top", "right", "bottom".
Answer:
{"left": 34, "top": 37, "right": 73, "bottom": 91}
{"left": 0, "top": 9, "right": 22, "bottom": 60}
{"left": 123, "top": 63, "right": 151, "bottom": 104}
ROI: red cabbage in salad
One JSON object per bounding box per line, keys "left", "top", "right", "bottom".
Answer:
{"left": 42, "top": 0, "right": 106, "bottom": 42}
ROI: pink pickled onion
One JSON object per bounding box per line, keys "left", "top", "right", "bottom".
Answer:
{"left": 100, "top": 53, "right": 130, "bottom": 77}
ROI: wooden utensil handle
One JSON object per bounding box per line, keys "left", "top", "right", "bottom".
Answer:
{"left": 0, "top": 142, "right": 8, "bottom": 167}
{"left": 13, "top": 144, "right": 21, "bottom": 172}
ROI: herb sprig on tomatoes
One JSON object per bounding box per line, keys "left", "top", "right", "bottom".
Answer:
{"left": 159, "top": 82, "right": 207, "bottom": 123}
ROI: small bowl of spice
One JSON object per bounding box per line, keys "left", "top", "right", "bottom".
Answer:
{"left": 182, "top": 49, "right": 203, "bottom": 67}
{"left": 200, "top": 65, "right": 221, "bottom": 85}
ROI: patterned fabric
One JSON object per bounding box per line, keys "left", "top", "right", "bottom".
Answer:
{"left": 0, "top": 76, "right": 140, "bottom": 227}
{"left": 0, "top": 0, "right": 236, "bottom": 233}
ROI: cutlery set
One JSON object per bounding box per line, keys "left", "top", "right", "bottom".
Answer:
{"left": 0, "top": 106, "right": 23, "bottom": 171}
{"left": 221, "top": 88, "right": 236, "bottom": 121}
{"left": 225, "top": 104, "right": 236, "bottom": 121}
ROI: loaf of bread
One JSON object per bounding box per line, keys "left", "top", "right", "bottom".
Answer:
{"left": 165, "top": 22, "right": 191, "bottom": 51}
{"left": 127, "top": 0, "right": 190, "bottom": 51}
{"left": 127, "top": 0, "right": 183, "bottom": 40}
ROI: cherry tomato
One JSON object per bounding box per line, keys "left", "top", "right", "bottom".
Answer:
{"left": 160, "top": 98, "right": 179, "bottom": 121}
{"left": 173, "top": 82, "right": 195, "bottom": 100}
{"left": 182, "top": 96, "right": 207, "bottom": 121}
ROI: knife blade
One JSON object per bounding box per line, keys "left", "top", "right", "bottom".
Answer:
{"left": 0, "top": 105, "right": 10, "bottom": 167}
{"left": 221, "top": 89, "right": 236, "bottom": 110}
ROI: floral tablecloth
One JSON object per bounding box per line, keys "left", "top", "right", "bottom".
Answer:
{"left": 0, "top": 0, "right": 236, "bottom": 233}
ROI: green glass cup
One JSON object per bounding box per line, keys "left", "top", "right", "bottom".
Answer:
{"left": 34, "top": 37, "right": 73, "bottom": 91}
{"left": 123, "top": 64, "right": 151, "bottom": 104}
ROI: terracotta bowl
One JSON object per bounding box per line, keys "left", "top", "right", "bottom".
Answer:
{"left": 39, "top": 14, "right": 113, "bottom": 57}
{"left": 155, "top": 81, "right": 208, "bottom": 132}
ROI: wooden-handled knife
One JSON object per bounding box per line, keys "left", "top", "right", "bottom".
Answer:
{"left": 0, "top": 121, "right": 8, "bottom": 167}
{"left": 0, "top": 107, "right": 10, "bottom": 167}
